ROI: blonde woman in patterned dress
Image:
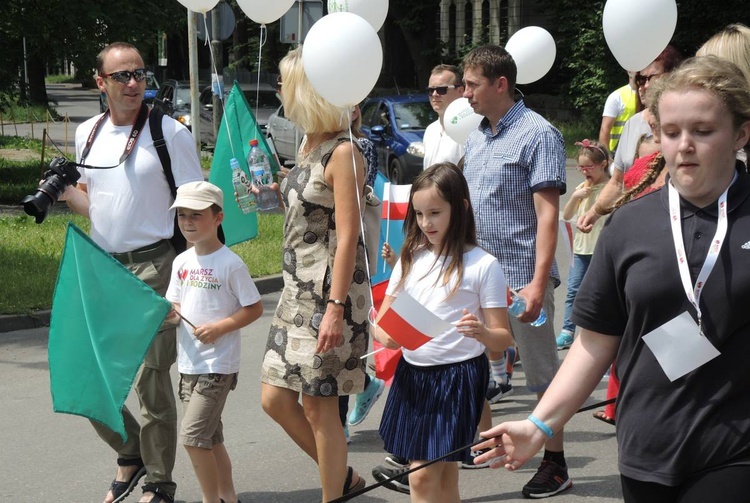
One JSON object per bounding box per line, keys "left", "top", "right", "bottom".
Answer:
{"left": 260, "top": 46, "right": 370, "bottom": 501}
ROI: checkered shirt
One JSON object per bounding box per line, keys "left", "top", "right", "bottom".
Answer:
{"left": 463, "top": 100, "right": 567, "bottom": 290}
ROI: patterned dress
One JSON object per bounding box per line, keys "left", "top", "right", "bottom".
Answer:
{"left": 261, "top": 132, "right": 371, "bottom": 397}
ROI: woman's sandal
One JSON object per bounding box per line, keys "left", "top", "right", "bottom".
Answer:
{"left": 592, "top": 410, "right": 616, "bottom": 426}
{"left": 109, "top": 457, "right": 146, "bottom": 503}
{"left": 343, "top": 466, "right": 366, "bottom": 495}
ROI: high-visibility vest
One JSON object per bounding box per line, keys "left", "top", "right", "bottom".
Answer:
{"left": 609, "top": 85, "right": 638, "bottom": 153}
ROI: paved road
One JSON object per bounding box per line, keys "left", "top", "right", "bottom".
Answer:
{"left": 0, "top": 290, "right": 621, "bottom": 503}
{"left": 3, "top": 83, "right": 100, "bottom": 154}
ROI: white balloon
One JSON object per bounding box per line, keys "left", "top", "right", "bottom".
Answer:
{"left": 176, "top": 0, "right": 220, "bottom": 14}
{"left": 443, "top": 98, "right": 483, "bottom": 145}
{"left": 327, "top": 0, "right": 389, "bottom": 31}
{"left": 603, "top": 0, "right": 677, "bottom": 71}
{"left": 505, "top": 27, "right": 556, "bottom": 85}
{"left": 236, "top": 0, "right": 295, "bottom": 24}
{"left": 302, "top": 13, "right": 383, "bottom": 108}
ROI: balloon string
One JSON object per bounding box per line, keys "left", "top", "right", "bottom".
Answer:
{"left": 254, "top": 24, "right": 267, "bottom": 144}
{"left": 347, "top": 114, "right": 377, "bottom": 321}
{"left": 203, "top": 10, "right": 236, "bottom": 157}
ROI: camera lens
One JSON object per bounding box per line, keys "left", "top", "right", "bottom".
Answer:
{"left": 21, "top": 176, "right": 66, "bottom": 224}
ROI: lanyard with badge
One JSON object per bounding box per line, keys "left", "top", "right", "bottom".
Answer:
{"left": 641, "top": 173, "right": 736, "bottom": 381}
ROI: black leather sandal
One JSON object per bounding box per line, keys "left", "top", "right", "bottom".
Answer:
{"left": 343, "top": 466, "right": 366, "bottom": 495}
{"left": 109, "top": 457, "right": 146, "bottom": 503}
{"left": 140, "top": 483, "right": 175, "bottom": 503}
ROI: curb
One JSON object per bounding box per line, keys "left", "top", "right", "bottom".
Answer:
{"left": 0, "top": 274, "right": 284, "bottom": 334}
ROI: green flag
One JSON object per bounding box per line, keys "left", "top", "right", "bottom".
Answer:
{"left": 48, "top": 223, "right": 171, "bottom": 441}
{"left": 209, "top": 82, "right": 279, "bottom": 246}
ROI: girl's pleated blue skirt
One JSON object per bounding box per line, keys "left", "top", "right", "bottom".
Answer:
{"left": 379, "top": 354, "right": 489, "bottom": 463}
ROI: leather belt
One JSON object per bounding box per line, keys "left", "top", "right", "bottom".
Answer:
{"left": 111, "top": 239, "right": 172, "bottom": 265}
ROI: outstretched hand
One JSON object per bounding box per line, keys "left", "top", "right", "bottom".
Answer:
{"left": 472, "top": 420, "right": 548, "bottom": 471}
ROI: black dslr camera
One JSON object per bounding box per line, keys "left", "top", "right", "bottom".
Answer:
{"left": 22, "top": 156, "right": 81, "bottom": 224}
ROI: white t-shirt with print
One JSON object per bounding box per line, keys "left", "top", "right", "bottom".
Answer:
{"left": 385, "top": 246, "right": 507, "bottom": 366}
{"left": 166, "top": 246, "right": 261, "bottom": 374}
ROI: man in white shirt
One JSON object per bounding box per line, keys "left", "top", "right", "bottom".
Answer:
{"left": 62, "top": 42, "right": 204, "bottom": 503}
{"left": 423, "top": 64, "right": 465, "bottom": 169}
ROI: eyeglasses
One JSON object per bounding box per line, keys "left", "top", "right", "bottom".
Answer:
{"left": 635, "top": 73, "right": 663, "bottom": 87}
{"left": 577, "top": 165, "right": 597, "bottom": 172}
{"left": 100, "top": 68, "right": 148, "bottom": 84}
{"left": 426, "top": 85, "right": 458, "bottom": 95}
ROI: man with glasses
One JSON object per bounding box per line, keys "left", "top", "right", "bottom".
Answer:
{"left": 62, "top": 42, "right": 203, "bottom": 503}
{"left": 423, "top": 64, "right": 466, "bottom": 169}
{"left": 578, "top": 45, "right": 683, "bottom": 234}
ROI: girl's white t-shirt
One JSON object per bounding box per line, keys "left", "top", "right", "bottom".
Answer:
{"left": 166, "top": 246, "right": 261, "bottom": 374}
{"left": 385, "top": 246, "right": 507, "bottom": 366}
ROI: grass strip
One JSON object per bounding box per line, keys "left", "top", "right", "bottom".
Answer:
{"left": 0, "top": 212, "right": 284, "bottom": 315}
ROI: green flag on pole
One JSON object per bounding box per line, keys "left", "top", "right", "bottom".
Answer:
{"left": 48, "top": 223, "right": 171, "bottom": 441}
{"left": 209, "top": 82, "right": 279, "bottom": 247}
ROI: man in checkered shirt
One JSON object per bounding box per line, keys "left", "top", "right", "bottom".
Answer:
{"left": 462, "top": 44, "right": 571, "bottom": 499}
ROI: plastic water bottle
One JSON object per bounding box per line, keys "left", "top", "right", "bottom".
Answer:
{"left": 507, "top": 291, "right": 547, "bottom": 327}
{"left": 231, "top": 157, "right": 255, "bottom": 213}
{"left": 247, "top": 139, "right": 277, "bottom": 211}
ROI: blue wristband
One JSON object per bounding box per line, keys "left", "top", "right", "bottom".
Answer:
{"left": 527, "top": 414, "right": 554, "bottom": 438}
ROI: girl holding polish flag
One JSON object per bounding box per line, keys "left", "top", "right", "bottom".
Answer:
{"left": 373, "top": 162, "right": 513, "bottom": 502}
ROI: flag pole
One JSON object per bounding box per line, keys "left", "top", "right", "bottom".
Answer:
{"left": 173, "top": 309, "right": 198, "bottom": 330}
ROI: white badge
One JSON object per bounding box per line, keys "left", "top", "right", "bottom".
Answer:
{"left": 642, "top": 311, "right": 720, "bottom": 382}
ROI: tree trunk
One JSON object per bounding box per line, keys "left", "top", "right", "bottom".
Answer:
{"left": 27, "top": 55, "right": 48, "bottom": 106}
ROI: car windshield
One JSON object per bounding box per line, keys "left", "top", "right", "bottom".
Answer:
{"left": 243, "top": 90, "right": 279, "bottom": 108}
{"left": 146, "top": 73, "right": 159, "bottom": 90}
{"left": 393, "top": 102, "right": 436, "bottom": 130}
{"left": 174, "top": 87, "right": 191, "bottom": 107}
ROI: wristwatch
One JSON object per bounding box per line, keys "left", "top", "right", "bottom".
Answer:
{"left": 327, "top": 298, "right": 344, "bottom": 306}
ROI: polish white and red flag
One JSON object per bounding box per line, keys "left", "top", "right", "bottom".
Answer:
{"left": 378, "top": 292, "right": 453, "bottom": 351}
{"left": 381, "top": 182, "right": 412, "bottom": 221}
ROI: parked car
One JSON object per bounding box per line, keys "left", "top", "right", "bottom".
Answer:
{"left": 199, "top": 83, "right": 280, "bottom": 146}
{"left": 152, "top": 79, "right": 201, "bottom": 131}
{"left": 266, "top": 104, "right": 303, "bottom": 164}
{"left": 359, "top": 94, "right": 437, "bottom": 184}
{"left": 100, "top": 71, "right": 159, "bottom": 113}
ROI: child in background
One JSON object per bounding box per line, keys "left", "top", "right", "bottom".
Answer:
{"left": 372, "top": 163, "right": 513, "bottom": 502}
{"left": 166, "top": 181, "right": 264, "bottom": 503}
{"left": 557, "top": 140, "right": 611, "bottom": 350}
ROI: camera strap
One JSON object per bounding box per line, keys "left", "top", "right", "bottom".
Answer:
{"left": 80, "top": 102, "right": 150, "bottom": 168}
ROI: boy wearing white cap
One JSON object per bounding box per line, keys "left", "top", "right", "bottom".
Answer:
{"left": 165, "top": 181, "right": 263, "bottom": 503}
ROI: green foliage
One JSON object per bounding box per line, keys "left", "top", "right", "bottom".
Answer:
{"left": 232, "top": 212, "right": 284, "bottom": 277}
{"left": 0, "top": 211, "right": 285, "bottom": 314}
{"left": 553, "top": 120, "right": 600, "bottom": 159}
{"left": 0, "top": 213, "right": 90, "bottom": 314}
{"left": 0, "top": 159, "right": 47, "bottom": 205}
{"left": 0, "top": 102, "right": 59, "bottom": 123}
{"left": 544, "top": 0, "right": 622, "bottom": 125}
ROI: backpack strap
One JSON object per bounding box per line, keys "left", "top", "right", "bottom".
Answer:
{"left": 149, "top": 107, "right": 176, "bottom": 198}
{"left": 149, "top": 108, "right": 224, "bottom": 247}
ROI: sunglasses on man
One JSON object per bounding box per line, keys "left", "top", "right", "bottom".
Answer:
{"left": 635, "top": 73, "right": 662, "bottom": 87}
{"left": 101, "top": 68, "right": 148, "bottom": 84}
{"left": 426, "top": 85, "right": 459, "bottom": 95}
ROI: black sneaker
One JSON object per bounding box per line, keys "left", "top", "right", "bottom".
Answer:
{"left": 460, "top": 449, "right": 492, "bottom": 469}
{"left": 521, "top": 460, "right": 572, "bottom": 498}
{"left": 372, "top": 465, "right": 410, "bottom": 494}
{"left": 385, "top": 454, "right": 410, "bottom": 469}
{"left": 486, "top": 382, "right": 514, "bottom": 404}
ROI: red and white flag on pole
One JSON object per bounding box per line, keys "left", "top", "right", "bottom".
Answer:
{"left": 378, "top": 292, "right": 453, "bottom": 351}
{"left": 382, "top": 182, "right": 412, "bottom": 250}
